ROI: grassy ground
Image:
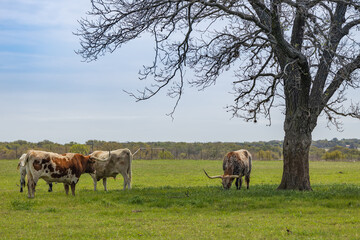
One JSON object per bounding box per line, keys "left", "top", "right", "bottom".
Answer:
{"left": 0, "top": 159, "right": 359, "bottom": 239}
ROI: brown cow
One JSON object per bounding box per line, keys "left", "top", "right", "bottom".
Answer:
{"left": 24, "top": 150, "right": 96, "bottom": 198}
{"left": 204, "top": 149, "right": 252, "bottom": 190}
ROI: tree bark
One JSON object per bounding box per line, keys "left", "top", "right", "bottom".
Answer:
{"left": 278, "top": 61, "right": 313, "bottom": 191}
{"left": 278, "top": 113, "right": 312, "bottom": 191}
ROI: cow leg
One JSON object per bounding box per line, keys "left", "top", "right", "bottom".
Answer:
{"left": 20, "top": 174, "right": 26, "bottom": 192}
{"left": 70, "top": 183, "right": 76, "bottom": 196}
{"left": 245, "top": 175, "right": 250, "bottom": 189}
{"left": 235, "top": 178, "right": 240, "bottom": 190}
{"left": 48, "top": 183, "right": 53, "bottom": 192}
{"left": 120, "top": 171, "right": 129, "bottom": 190}
{"left": 20, "top": 179, "right": 24, "bottom": 192}
{"left": 126, "top": 173, "right": 131, "bottom": 190}
{"left": 90, "top": 174, "right": 97, "bottom": 191}
{"left": 28, "top": 180, "right": 35, "bottom": 198}
{"left": 120, "top": 169, "right": 131, "bottom": 190}
{"left": 102, "top": 178, "right": 107, "bottom": 191}
{"left": 27, "top": 172, "right": 36, "bottom": 198}
{"left": 238, "top": 178, "right": 243, "bottom": 190}
{"left": 64, "top": 183, "right": 69, "bottom": 195}
{"left": 27, "top": 179, "right": 34, "bottom": 198}
{"left": 20, "top": 168, "right": 26, "bottom": 193}
{"left": 123, "top": 175, "right": 127, "bottom": 190}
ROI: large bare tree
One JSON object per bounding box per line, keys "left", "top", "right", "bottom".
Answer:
{"left": 76, "top": 0, "right": 360, "bottom": 190}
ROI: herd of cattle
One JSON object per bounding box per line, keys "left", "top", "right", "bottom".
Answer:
{"left": 18, "top": 149, "right": 132, "bottom": 198}
{"left": 17, "top": 148, "right": 252, "bottom": 198}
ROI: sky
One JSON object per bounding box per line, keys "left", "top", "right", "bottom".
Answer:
{"left": 0, "top": 0, "right": 359, "bottom": 144}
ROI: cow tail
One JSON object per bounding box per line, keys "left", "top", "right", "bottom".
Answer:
{"left": 24, "top": 152, "right": 34, "bottom": 184}
{"left": 24, "top": 152, "right": 30, "bottom": 167}
{"left": 248, "top": 154, "right": 252, "bottom": 174}
{"left": 24, "top": 152, "right": 32, "bottom": 172}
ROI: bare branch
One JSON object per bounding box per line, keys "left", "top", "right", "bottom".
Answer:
{"left": 323, "top": 54, "right": 360, "bottom": 104}
{"left": 76, "top": 0, "right": 360, "bottom": 127}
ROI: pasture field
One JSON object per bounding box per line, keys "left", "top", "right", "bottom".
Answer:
{"left": 0, "top": 159, "right": 359, "bottom": 240}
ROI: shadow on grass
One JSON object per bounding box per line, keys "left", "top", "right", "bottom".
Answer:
{"left": 11, "top": 199, "right": 35, "bottom": 210}
{"left": 77, "top": 183, "right": 360, "bottom": 211}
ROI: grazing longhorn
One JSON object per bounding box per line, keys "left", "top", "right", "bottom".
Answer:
{"left": 204, "top": 149, "right": 252, "bottom": 190}
{"left": 24, "top": 150, "right": 96, "bottom": 198}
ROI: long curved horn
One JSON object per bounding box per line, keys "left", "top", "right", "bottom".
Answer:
{"left": 222, "top": 174, "right": 241, "bottom": 178}
{"left": 90, "top": 156, "right": 105, "bottom": 161}
{"left": 91, "top": 152, "right": 112, "bottom": 162}
{"left": 203, "top": 169, "right": 223, "bottom": 179}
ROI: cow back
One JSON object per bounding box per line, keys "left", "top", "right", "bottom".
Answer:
{"left": 223, "top": 149, "right": 252, "bottom": 176}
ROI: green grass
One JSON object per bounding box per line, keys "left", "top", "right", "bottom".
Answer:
{"left": 0, "top": 159, "right": 359, "bottom": 239}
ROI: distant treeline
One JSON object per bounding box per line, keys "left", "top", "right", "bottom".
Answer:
{"left": 1, "top": 138, "right": 359, "bottom": 161}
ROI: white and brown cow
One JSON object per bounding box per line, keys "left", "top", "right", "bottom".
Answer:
{"left": 204, "top": 149, "right": 252, "bottom": 190}
{"left": 24, "top": 150, "right": 96, "bottom": 198}
{"left": 17, "top": 153, "right": 53, "bottom": 193}
{"left": 89, "top": 148, "right": 132, "bottom": 191}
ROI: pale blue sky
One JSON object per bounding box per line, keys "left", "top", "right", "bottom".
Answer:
{"left": 0, "top": 0, "right": 359, "bottom": 144}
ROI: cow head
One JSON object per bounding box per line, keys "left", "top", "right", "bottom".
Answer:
{"left": 222, "top": 176, "right": 236, "bottom": 190}
{"left": 85, "top": 157, "right": 97, "bottom": 174}
{"left": 203, "top": 169, "right": 239, "bottom": 190}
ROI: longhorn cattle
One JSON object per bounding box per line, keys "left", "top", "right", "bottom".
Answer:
{"left": 17, "top": 153, "right": 53, "bottom": 193}
{"left": 89, "top": 148, "right": 132, "bottom": 191}
{"left": 24, "top": 150, "right": 96, "bottom": 198}
{"left": 204, "top": 149, "right": 252, "bottom": 190}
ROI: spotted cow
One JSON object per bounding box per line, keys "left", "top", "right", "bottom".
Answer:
{"left": 24, "top": 150, "right": 96, "bottom": 198}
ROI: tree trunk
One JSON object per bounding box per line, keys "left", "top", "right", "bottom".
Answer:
{"left": 278, "top": 115, "right": 312, "bottom": 191}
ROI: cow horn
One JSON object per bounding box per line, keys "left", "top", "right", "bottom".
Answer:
{"left": 90, "top": 156, "right": 104, "bottom": 161}
{"left": 222, "top": 174, "right": 241, "bottom": 178}
{"left": 91, "top": 152, "right": 112, "bottom": 162}
{"left": 203, "top": 169, "right": 223, "bottom": 179}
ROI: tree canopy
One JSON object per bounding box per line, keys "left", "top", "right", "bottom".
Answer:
{"left": 77, "top": 0, "right": 360, "bottom": 122}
